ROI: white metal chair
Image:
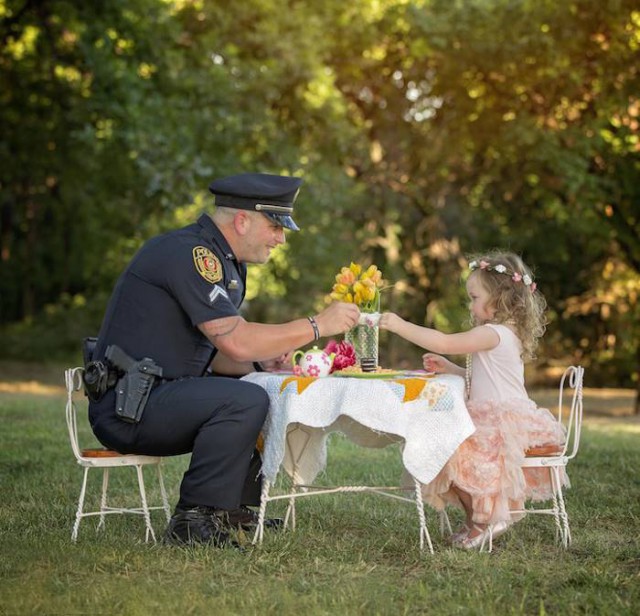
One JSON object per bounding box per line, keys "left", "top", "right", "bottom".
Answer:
{"left": 511, "top": 365, "right": 585, "bottom": 548}
{"left": 65, "top": 367, "right": 171, "bottom": 542}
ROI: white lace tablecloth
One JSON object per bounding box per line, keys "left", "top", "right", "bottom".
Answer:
{"left": 242, "top": 372, "right": 475, "bottom": 486}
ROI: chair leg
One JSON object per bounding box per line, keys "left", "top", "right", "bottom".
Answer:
{"left": 284, "top": 484, "right": 297, "bottom": 531}
{"left": 135, "top": 465, "right": 156, "bottom": 543}
{"left": 72, "top": 467, "right": 90, "bottom": 542}
{"left": 552, "top": 467, "right": 571, "bottom": 548}
{"left": 98, "top": 468, "right": 110, "bottom": 532}
{"left": 439, "top": 509, "right": 453, "bottom": 537}
{"left": 544, "top": 466, "right": 561, "bottom": 544}
{"left": 156, "top": 464, "right": 171, "bottom": 523}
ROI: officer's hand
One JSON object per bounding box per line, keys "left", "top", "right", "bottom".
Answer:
{"left": 314, "top": 301, "right": 360, "bottom": 337}
{"left": 261, "top": 351, "right": 293, "bottom": 372}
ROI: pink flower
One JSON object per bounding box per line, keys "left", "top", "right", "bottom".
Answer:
{"left": 530, "top": 282, "right": 537, "bottom": 292}
{"left": 307, "top": 365, "right": 320, "bottom": 377}
{"left": 324, "top": 339, "right": 340, "bottom": 354}
{"left": 479, "top": 260, "right": 490, "bottom": 269}
{"left": 324, "top": 340, "right": 357, "bottom": 372}
{"left": 293, "top": 365, "right": 303, "bottom": 376}
{"left": 512, "top": 272, "right": 522, "bottom": 282}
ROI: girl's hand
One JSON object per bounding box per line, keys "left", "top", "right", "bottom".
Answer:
{"left": 378, "top": 312, "right": 403, "bottom": 333}
{"left": 423, "top": 353, "right": 456, "bottom": 374}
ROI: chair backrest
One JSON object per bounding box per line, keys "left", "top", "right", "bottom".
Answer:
{"left": 65, "top": 367, "right": 86, "bottom": 462}
{"left": 557, "top": 365, "right": 584, "bottom": 460}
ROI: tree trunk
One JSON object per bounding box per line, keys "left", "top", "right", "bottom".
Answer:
{"left": 23, "top": 195, "right": 38, "bottom": 319}
{"left": 635, "top": 343, "right": 640, "bottom": 415}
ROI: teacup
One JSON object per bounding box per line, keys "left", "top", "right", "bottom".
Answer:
{"left": 291, "top": 346, "right": 335, "bottom": 378}
{"left": 358, "top": 312, "right": 381, "bottom": 327}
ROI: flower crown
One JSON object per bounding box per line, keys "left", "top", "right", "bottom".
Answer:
{"left": 469, "top": 259, "right": 537, "bottom": 292}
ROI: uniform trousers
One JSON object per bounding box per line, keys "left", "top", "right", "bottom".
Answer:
{"left": 89, "top": 376, "right": 270, "bottom": 510}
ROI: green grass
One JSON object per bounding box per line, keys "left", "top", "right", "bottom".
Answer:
{"left": 0, "top": 390, "right": 638, "bottom": 616}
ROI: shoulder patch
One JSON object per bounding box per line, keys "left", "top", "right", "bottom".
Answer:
{"left": 193, "top": 246, "right": 222, "bottom": 284}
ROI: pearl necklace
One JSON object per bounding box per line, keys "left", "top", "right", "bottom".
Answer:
{"left": 465, "top": 353, "right": 472, "bottom": 399}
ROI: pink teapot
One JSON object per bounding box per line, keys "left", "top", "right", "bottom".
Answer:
{"left": 291, "top": 346, "right": 335, "bottom": 378}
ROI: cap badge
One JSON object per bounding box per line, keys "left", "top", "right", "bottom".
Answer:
{"left": 193, "top": 246, "right": 222, "bottom": 284}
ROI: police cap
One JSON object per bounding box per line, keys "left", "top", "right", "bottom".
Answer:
{"left": 209, "top": 172, "right": 302, "bottom": 231}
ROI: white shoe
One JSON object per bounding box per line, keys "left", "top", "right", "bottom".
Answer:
{"left": 490, "top": 519, "right": 511, "bottom": 541}
{"left": 456, "top": 520, "right": 510, "bottom": 551}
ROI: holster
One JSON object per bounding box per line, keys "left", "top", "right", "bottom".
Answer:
{"left": 80, "top": 339, "right": 163, "bottom": 423}
{"left": 107, "top": 346, "right": 163, "bottom": 424}
{"left": 113, "top": 365, "right": 159, "bottom": 423}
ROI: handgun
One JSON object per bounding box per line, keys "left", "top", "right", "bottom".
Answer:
{"left": 105, "top": 345, "right": 163, "bottom": 423}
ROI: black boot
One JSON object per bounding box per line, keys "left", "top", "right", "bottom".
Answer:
{"left": 163, "top": 506, "right": 238, "bottom": 547}
{"left": 215, "top": 505, "right": 284, "bottom": 531}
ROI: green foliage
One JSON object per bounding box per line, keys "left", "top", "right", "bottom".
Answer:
{"left": 0, "top": 292, "right": 106, "bottom": 361}
{"left": 0, "top": 0, "right": 638, "bottom": 388}
{"left": 315, "top": 0, "right": 640, "bottom": 385}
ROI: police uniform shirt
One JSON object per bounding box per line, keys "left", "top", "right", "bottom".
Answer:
{"left": 94, "top": 214, "right": 246, "bottom": 380}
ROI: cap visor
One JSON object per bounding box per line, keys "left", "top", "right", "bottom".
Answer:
{"left": 264, "top": 212, "right": 300, "bottom": 231}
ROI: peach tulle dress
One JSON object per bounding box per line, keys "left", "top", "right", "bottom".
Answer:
{"left": 422, "top": 324, "right": 568, "bottom": 526}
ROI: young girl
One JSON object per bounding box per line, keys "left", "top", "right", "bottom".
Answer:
{"left": 379, "top": 250, "right": 567, "bottom": 549}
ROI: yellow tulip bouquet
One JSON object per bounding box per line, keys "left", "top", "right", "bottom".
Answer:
{"left": 329, "top": 263, "right": 384, "bottom": 313}
{"left": 328, "top": 262, "right": 385, "bottom": 367}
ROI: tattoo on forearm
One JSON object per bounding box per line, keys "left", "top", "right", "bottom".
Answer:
{"left": 209, "top": 320, "right": 240, "bottom": 338}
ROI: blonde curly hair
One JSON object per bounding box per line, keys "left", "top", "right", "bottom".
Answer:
{"left": 466, "top": 250, "right": 547, "bottom": 361}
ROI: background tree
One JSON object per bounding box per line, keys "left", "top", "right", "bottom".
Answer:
{"left": 319, "top": 0, "right": 639, "bottom": 394}
{"left": 1, "top": 0, "right": 638, "bottom": 409}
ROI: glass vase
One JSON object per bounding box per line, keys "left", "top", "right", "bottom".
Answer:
{"left": 345, "top": 323, "right": 379, "bottom": 367}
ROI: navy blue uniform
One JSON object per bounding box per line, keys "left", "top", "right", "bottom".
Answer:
{"left": 89, "top": 214, "right": 269, "bottom": 509}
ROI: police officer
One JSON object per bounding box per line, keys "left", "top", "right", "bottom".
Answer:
{"left": 88, "top": 172, "right": 360, "bottom": 546}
